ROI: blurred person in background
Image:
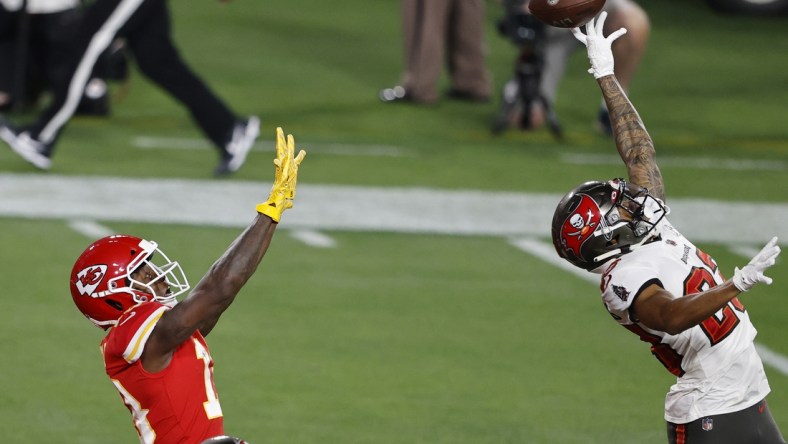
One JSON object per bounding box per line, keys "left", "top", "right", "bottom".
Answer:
{"left": 0, "top": 0, "right": 259, "bottom": 176}
{"left": 541, "top": 0, "right": 649, "bottom": 135}
{"left": 69, "top": 128, "right": 304, "bottom": 443}
{"left": 495, "top": 0, "right": 649, "bottom": 135}
{"left": 0, "top": 0, "right": 113, "bottom": 115}
{"left": 551, "top": 14, "right": 784, "bottom": 443}
{"left": 379, "top": 0, "right": 492, "bottom": 104}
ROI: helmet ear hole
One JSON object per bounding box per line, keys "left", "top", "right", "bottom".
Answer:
{"left": 105, "top": 299, "right": 124, "bottom": 311}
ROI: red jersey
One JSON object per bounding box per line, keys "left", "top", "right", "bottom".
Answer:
{"left": 101, "top": 301, "right": 224, "bottom": 443}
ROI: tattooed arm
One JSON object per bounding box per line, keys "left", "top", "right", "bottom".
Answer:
{"left": 598, "top": 76, "right": 665, "bottom": 201}
{"left": 572, "top": 13, "right": 665, "bottom": 201}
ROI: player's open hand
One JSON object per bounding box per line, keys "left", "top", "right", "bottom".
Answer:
{"left": 256, "top": 127, "right": 306, "bottom": 222}
{"left": 571, "top": 11, "right": 627, "bottom": 79}
{"left": 733, "top": 237, "right": 781, "bottom": 292}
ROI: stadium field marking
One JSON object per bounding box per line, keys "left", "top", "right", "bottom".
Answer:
{"left": 2, "top": 173, "right": 785, "bottom": 243}
{"left": 132, "top": 136, "right": 412, "bottom": 157}
{"left": 754, "top": 344, "right": 788, "bottom": 376}
{"left": 509, "top": 236, "right": 788, "bottom": 376}
{"left": 562, "top": 153, "right": 787, "bottom": 171}
{"left": 68, "top": 219, "right": 114, "bottom": 238}
{"left": 2, "top": 173, "right": 785, "bottom": 374}
{"left": 728, "top": 244, "right": 760, "bottom": 259}
{"left": 289, "top": 229, "right": 337, "bottom": 248}
{"left": 507, "top": 237, "right": 591, "bottom": 282}
{"left": 66, "top": 219, "right": 338, "bottom": 249}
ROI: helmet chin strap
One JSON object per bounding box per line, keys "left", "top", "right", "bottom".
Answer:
{"left": 592, "top": 188, "right": 669, "bottom": 265}
{"left": 592, "top": 229, "right": 660, "bottom": 264}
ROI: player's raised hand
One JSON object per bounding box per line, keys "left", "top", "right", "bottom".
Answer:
{"left": 733, "top": 237, "right": 781, "bottom": 292}
{"left": 256, "top": 127, "right": 306, "bottom": 222}
{"left": 571, "top": 11, "right": 627, "bottom": 79}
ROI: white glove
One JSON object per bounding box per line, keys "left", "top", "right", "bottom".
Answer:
{"left": 733, "top": 237, "right": 781, "bottom": 292}
{"left": 571, "top": 12, "right": 627, "bottom": 79}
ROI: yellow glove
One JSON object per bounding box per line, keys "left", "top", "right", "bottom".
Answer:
{"left": 256, "top": 127, "right": 306, "bottom": 222}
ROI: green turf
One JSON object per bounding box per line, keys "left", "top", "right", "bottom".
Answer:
{"left": 1, "top": 219, "right": 785, "bottom": 442}
{"left": 0, "top": 0, "right": 786, "bottom": 442}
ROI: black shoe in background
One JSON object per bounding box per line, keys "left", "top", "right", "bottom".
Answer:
{"left": 445, "top": 88, "right": 490, "bottom": 103}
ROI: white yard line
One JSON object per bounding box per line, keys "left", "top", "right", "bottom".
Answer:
{"left": 507, "top": 237, "right": 592, "bottom": 282}
{"left": 132, "top": 140, "right": 785, "bottom": 169}
{"left": 289, "top": 229, "right": 337, "bottom": 248}
{"left": 755, "top": 343, "right": 788, "bottom": 376}
{"left": 133, "top": 136, "right": 412, "bottom": 157}
{"left": 728, "top": 244, "right": 761, "bottom": 259}
{"left": 562, "top": 153, "right": 787, "bottom": 171}
{"left": 67, "top": 219, "right": 114, "bottom": 238}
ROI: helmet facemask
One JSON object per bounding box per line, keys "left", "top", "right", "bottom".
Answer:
{"left": 108, "top": 239, "right": 190, "bottom": 307}
{"left": 590, "top": 179, "right": 668, "bottom": 265}
{"left": 552, "top": 179, "right": 669, "bottom": 271}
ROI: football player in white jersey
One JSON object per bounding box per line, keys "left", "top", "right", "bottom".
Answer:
{"left": 551, "top": 13, "right": 785, "bottom": 444}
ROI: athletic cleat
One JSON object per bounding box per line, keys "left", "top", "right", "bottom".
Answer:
{"left": 0, "top": 122, "right": 52, "bottom": 170}
{"left": 215, "top": 116, "right": 260, "bottom": 176}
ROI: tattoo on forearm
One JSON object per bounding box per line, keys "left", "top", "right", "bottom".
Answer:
{"left": 599, "top": 77, "right": 666, "bottom": 201}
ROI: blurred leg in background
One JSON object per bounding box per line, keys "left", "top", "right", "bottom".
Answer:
{"left": 0, "top": 0, "right": 258, "bottom": 176}
{"left": 380, "top": 0, "right": 492, "bottom": 104}
{"left": 0, "top": 0, "right": 112, "bottom": 115}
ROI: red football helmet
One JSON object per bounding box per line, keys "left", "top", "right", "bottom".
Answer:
{"left": 69, "top": 235, "right": 190, "bottom": 329}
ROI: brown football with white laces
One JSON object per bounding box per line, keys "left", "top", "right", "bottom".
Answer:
{"left": 528, "top": 0, "right": 606, "bottom": 28}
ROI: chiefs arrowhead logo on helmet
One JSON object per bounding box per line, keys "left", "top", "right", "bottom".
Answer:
{"left": 75, "top": 264, "right": 108, "bottom": 297}
{"left": 559, "top": 194, "right": 601, "bottom": 256}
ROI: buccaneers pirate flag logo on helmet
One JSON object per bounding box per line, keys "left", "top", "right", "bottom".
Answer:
{"left": 559, "top": 194, "right": 601, "bottom": 256}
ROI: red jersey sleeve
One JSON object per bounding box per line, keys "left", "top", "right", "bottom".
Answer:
{"left": 102, "top": 301, "right": 168, "bottom": 366}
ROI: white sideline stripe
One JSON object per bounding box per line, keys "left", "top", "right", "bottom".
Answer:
{"left": 511, "top": 236, "right": 788, "bottom": 377}
{"left": 562, "top": 153, "right": 787, "bottom": 171}
{"left": 289, "top": 229, "right": 337, "bottom": 248}
{"left": 132, "top": 137, "right": 411, "bottom": 157}
{"left": 68, "top": 219, "right": 114, "bottom": 238}
{"left": 1, "top": 173, "right": 786, "bottom": 243}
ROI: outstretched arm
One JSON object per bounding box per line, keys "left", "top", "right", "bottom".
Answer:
{"left": 572, "top": 13, "right": 665, "bottom": 202}
{"left": 142, "top": 127, "right": 306, "bottom": 372}
{"left": 633, "top": 237, "right": 780, "bottom": 334}
{"left": 598, "top": 76, "right": 664, "bottom": 201}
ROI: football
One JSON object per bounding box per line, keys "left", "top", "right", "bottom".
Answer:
{"left": 528, "top": 0, "right": 606, "bottom": 29}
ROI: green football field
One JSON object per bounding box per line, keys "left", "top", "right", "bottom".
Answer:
{"left": 0, "top": 0, "right": 786, "bottom": 442}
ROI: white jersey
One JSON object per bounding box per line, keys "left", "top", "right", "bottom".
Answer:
{"left": 598, "top": 205, "right": 770, "bottom": 424}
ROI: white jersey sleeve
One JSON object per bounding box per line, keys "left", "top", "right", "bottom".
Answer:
{"left": 596, "top": 215, "right": 770, "bottom": 423}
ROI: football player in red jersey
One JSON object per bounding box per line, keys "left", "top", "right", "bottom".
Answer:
{"left": 69, "top": 127, "right": 305, "bottom": 443}
{"left": 551, "top": 13, "right": 785, "bottom": 444}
